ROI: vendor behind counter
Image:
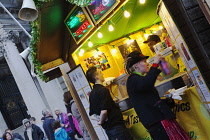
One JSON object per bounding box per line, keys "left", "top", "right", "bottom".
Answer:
{"left": 110, "top": 67, "right": 208, "bottom": 140}
{"left": 143, "top": 34, "right": 186, "bottom": 80}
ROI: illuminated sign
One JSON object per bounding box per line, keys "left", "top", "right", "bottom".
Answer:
{"left": 65, "top": 6, "right": 94, "bottom": 44}
{"left": 86, "top": 0, "right": 119, "bottom": 24}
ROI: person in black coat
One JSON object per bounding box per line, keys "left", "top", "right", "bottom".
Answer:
{"left": 125, "top": 51, "right": 190, "bottom": 140}
{"left": 42, "top": 109, "right": 55, "bottom": 140}
{"left": 86, "top": 67, "right": 133, "bottom": 140}
{"left": 22, "top": 119, "right": 44, "bottom": 140}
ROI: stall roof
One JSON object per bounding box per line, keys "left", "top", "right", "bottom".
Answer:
{"left": 76, "top": 0, "right": 161, "bottom": 53}
{"left": 37, "top": 0, "right": 161, "bottom": 69}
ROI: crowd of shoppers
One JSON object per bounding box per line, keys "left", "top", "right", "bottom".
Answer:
{"left": 1, "top": 106, "right": 85, "bottom": 140}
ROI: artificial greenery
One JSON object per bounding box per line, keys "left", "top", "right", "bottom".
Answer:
{"left": 30, "top": 0, "right": 93, "bottom": 81}
{"left": 30, "top": 20, "right": 49, "bottom": 82}
{"left": 33, "top": 0, "right": 52, "bottom": 8}
{"left": 66, "top": 0, "right": 93, "bottom": 7}
{"left": 30, "top": 0, "right": 51, "bottom": 82}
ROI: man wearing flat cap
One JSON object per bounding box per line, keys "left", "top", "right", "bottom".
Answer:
{"left": 143, "top": 35, "right": 161, "bottom": 53}
{"left": 143, "top": 35, "right": 182, "bottom": 79}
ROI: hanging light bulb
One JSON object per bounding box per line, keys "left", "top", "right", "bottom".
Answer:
{"left": 88, "top": 40, "right": 93, "bottom": 47}
{"left": 78, "top": 49, "right": 85, "bottom": 56}
{"left": 108, "top": 25, "right": 114, "bottom": 31}
{"left": 126, "top": 37, "right": 134, "bottom": 45}
{"left": 79, "top": 51, "right": 83, "bottom": 56}
{"left": 159, "top": 25, "right": 163, "bottom": 30}
{"left": 127, "top": 39, "right": 134, "bottom": 45}
{"left": 139, "top": 0, "right": 146, "bottom": 4}
{"left": 108, "top": 20, "right": 114, "bottom": 31}
{"left": 93, "top": 50, "right": 98, "bottom": 58}
{"left": 124, "top": 10, "right": 130, "bottom": 18}
{"left": 111, "top": 45, "right": 117, "bottom": 54}
{"left": 144, "top": 34, "right": 149, "bottom": 39}
{"left": 121, "top": 6, "right": 130, "bottom": 18}
{"left": 98, "top": 51, "right": 103, "bottom": 55}
{"left": 127, "top": 39, "right": 131, "bottom": 45}
{"left": 97, "top": 31, "right": 103, "bottom": 38}
{"left": 111, "top": 48, "right": 117, "bottom": 54}
{"left": 80, "top": 49, "right": 85, "bottom": 53}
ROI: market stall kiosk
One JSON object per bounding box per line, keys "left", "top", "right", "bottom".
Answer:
{"left": 18, "top": 0, "right": 210, "bottom": 139}
{"left": 106, "top": 2, "right": 210, "bottom": 139}
{"left": 111, "top": 72, "right": 210, "bottom": 139}
{"left": 67, "top": 0, "right": 210, "bottom": 140}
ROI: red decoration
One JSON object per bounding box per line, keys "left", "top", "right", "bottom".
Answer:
{"left": 92, "top": 3, "right": 106, "bottom": 15}
{"left": 75, "top": 20, "right": 90, "bottom": 36}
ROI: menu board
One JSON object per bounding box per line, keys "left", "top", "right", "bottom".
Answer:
{"left": 86, "top": 0, "right": 119, "bottom": 24}
{"left": 67, "top": 65, "right": 108, "bottom": 140}
{"left": 64, "top": 6, "right": 94, "bottom": 44}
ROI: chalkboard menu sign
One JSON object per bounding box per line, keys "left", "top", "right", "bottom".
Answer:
{"left": 86, "top": 0, "right": 119, "bottom": 24}
{"left": 65, "top": 6, "right": 94, "bottom": 44}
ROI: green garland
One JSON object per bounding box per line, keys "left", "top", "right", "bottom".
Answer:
{"left": 30, "top": 0, "right": 92, "bottom": 81}
{"left": 66, "top": 0, "right": 93, "bottom": 7}
{"left": 30, "top": 20, "right": 49, "bottom": 82}
{"left": 33, "top": 0, "right": 52, "bottom": 8}
{"left": 30, "top": 0, "right": 51, "bottom": 82}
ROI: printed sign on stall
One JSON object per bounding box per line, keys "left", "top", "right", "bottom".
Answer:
{"left": 174, "top": 86, "right": 210, "bottom": 140}
{"left": 192, "top": 69, "right": 210, "bottom": 102}
{"left": 122, "top": 108, "right": 152, "bottom": 140}
{"left": 122, "top": 87, "right": 210, "bottom": 140}
{"left": 67, "top": 65, "right": 108, "bottom": 140}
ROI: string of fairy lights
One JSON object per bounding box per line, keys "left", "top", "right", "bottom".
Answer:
{"left": 78, "top": 0, "right": 163, "bottom": 57}
{"left": 30, "top": 0, "right": 149, "bottom": 81}
{"left": 78, "top": 22, "right": 164, "bottom": 57}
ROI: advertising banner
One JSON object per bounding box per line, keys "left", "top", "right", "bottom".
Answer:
{"left": 122, "top": 86, "right": 210, "bottom": 140}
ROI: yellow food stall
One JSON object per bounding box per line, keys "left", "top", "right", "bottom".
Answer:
{"left": 66, "top": 0, "right": 210, "bottom": 139}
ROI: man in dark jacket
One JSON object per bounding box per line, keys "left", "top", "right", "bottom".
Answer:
{"left": 5, "top": 129, "right": 24, "bottom": 140}
{"left": 42, "top": 109, "right": 55, "bottom": 140}
{"left": 22, "top": 119, "right": 44, "bottom": 140}
{"left": 86, "top": 67, "right": 133, "bottom": 140}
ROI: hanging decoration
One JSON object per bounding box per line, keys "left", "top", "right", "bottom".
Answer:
{"left": 66, "top": 0, "right": 94, "bottom": 7}
{"left": 33, "top": 0, "right": 52, "bottom": 8}
{"left": 30, "top": 0, "right": 92, "bottom": 81}
{"left": 29, "top": 0, "right": 50, "bottom": 82}
{"left": 30, "top": 20, "right": 49, "bottom": 82}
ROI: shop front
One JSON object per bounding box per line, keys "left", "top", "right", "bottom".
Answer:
{"left": 64, "top": 0, "right": 210, "bottom": 140}
{"left": 30, "top": 0, "right": 210, "bottom": 139}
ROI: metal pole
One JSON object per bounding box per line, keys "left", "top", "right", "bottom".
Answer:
{"left": 0, "top": 2, "right": 32, "bottom": 39}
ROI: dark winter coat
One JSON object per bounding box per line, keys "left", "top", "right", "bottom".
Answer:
{"left": 126, "top": 67, "right": 176, "bottom": 129}
{"left": 43, "top": 116, "right": 55, "bottom": 140}
{"left": 24, "top": 124, "right": 44, "bottom": 140}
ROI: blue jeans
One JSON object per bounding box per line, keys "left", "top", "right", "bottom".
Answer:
{"left": 105, "top": 124, "right": 133, "bottom": 140}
